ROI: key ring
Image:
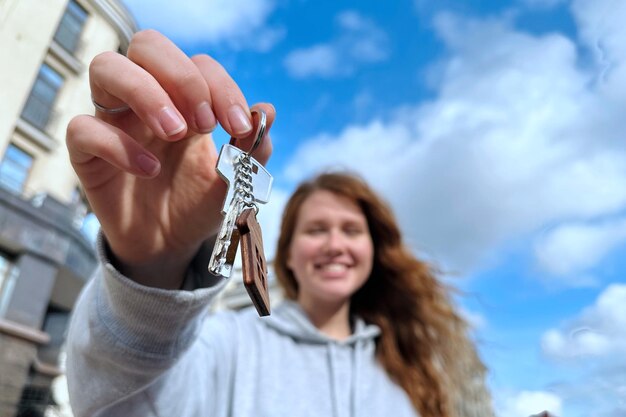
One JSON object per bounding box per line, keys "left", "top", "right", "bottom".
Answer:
{"left": 230, "top": 109, "right": 267, "bottom": 157}
{"left": 248, "top": 109, "right": 267, "bottom": 156}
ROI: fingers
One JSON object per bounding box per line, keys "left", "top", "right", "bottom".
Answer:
{"left": 90, "top": 30, "right": 263, "bottom": 142}
{"left": 231, "top": 103, "right": 275, "bottom": 166}
{"left": 67, "top": 115, "right": 161, "bottom": 188}
{"left": 90, "top": 50, "right": 189, "bottom": 140}
{"left": 126, "top": 30, "right": 217, "bottom": 134}
{"left": 191, "top": 54, "right": 254, "bottom": 137}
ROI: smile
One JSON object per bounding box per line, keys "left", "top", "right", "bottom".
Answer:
{"left": 316, "top": 263, "right": 350, "bottom": 273}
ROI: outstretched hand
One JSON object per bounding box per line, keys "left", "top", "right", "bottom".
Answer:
{"left": 66, "top": 30, "right": 275, "bottom": 289}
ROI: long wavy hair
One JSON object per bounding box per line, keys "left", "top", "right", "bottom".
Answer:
{"left": 274, "top": 172, "right": 492, "bottom": 417}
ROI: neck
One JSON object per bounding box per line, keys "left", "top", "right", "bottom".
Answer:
{"left": 298, "top": 298, "right": 352, "bottom": 340}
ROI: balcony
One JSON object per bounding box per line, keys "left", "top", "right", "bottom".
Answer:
{"left": 0, "top": 187, "right": 96, "bottom": 282}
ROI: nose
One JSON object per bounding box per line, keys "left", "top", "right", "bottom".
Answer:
{"left": 323, "top": 229, "right": 346, "bottom": 254}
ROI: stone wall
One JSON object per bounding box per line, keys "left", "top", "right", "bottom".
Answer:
{"left": 0, "top": 332, "right": 39, "bottom": 417}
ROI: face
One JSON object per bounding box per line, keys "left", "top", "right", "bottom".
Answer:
{"left": 287, "top": 190, "right": 374, "bottom": 309}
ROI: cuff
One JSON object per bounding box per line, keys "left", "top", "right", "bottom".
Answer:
{"left": 95, "top": 233, "right": 228, "bottom": 358}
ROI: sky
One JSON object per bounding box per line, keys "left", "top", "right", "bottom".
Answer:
{"left": 114, "top": 0, "right": 626, "bottom": 415}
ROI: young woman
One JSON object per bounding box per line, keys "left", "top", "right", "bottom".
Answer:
{"left": 274, "top": 173, "right": 494, "bottom": 417}
{"left": 65, "top": 30, "right": 494, "bottom": 417}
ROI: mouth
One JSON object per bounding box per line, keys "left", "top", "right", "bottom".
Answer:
{"left": 315, "top": 262, "right": 350, "bottom": 273}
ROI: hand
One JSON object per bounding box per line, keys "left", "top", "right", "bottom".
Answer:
{"left": 66, "top": 30, "right": 275, "bottom": 289}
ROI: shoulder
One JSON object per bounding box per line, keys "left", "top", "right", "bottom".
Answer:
{"left": 199, "top": 306, "right": 268, "bottom": 339}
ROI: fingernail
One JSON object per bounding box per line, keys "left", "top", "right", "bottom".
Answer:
{"left": 195, "top": 101, "right": 217, "bottom": 133}
{"left": 159, "top": 107, "right": 186, "bottom": 137}
{"left": 137, "top": 154, "right": 161, "bottom": 176}
{"left": 227, "top": 105, "right": 252, "bottom": 136}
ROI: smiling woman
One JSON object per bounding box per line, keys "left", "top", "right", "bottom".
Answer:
{"left": 274, "top": 172, "right": 495, "bottom": 417}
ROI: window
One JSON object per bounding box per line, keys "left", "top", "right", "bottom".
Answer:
{"left": 20, "top": 64, "right": 64, "bottom": 132}
{"left": 0, "top": 253, "right": 19, "bottom": 318}
{"left": 53, "top": 0, "right": 88, "bottom": 54}
{"left": 39, "top": 305, "right": 70, "bottom": 364}
{"left": 0, "top": 144, "right": 34, "bottom": 194}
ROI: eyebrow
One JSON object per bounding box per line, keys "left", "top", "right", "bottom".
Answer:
{"left": 301, "top": 218, "right": 366, "bottom": 227}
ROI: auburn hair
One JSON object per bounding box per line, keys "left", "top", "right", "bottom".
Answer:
{"left": 274, "top": 172, "right": 489, "bottom": 417}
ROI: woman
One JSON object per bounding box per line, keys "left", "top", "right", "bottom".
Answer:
{"left": 274, "top": 173, "right": 494, "bottom": 417}
{"left": 65, "top": 30, "right": 493, "bottom": 417}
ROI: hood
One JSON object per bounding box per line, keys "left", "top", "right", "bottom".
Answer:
{"left": 262, "top": 300, "right": 384, "bottom": 417}
{"left": 262, "top": 300, "right": 381, "bottom": 345}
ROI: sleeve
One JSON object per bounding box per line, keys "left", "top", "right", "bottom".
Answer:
{"left": 66, "top": 234, "right": 235, "bottom": 417}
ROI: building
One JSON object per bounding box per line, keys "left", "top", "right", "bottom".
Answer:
{"left": 0, "top": 1, "right": 137, "bottom": 416}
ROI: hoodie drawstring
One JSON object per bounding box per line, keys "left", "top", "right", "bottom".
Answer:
{"left": 327, "top": 343, "right": 340, "bottom": 417}
{"left": 351, "top": 340, "right": 361, "bottom": 417}
{"left": 328, "top": 340, "right": 364, "bottom": 417}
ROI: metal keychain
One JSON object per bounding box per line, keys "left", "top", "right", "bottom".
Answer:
{"left": 208, "top": 110, "right": 272, "bottom": 280}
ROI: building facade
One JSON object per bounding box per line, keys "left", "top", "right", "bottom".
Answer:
{"left": 0, "top": 1, "right": 136, "bottom": 416}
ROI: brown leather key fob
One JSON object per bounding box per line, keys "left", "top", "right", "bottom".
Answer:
{"left": 237, "top": 208, "right": 271, "bottom": 316}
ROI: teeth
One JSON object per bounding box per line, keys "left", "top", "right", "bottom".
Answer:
{"left": 322, "top": 263, "right": 347, "bottom": 272}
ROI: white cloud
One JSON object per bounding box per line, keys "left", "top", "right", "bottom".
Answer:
{"left": 283, "top": 120, "right": 412, "bottom": 181}
{"left": 542, "top": 284, "right": 626, "bottom": 360}
{"left": 539, "top": 283, "right": 626, "bottom": 416}
{"left": 256, "top": 187, "right": 290, "bottom": 260}
{"left": 534, "top": 219, "right": 626, "bottom": 281}
{"left": 572, "top": 0, "right": 626, "bottom": 102}
{"left": 281, "top": 10, "right": 626, "bottom": 274}
{"left": 284, "top": 10, "right": 390, "bottom": 78}
{"left": 497, "top": 390, "right": 562, "bottom": 417}
{"left": 122, "top": 0, "right": 283, "bottom": 51}
{"left": 283, "top": 45, "right": 339, "bottom": 78}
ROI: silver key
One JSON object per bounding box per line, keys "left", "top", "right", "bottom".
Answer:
{"left": 208, "top": 113, "right": 273, "bottom": 278}
{"left": 208, "top": 196, "right": 243, "bottom": 277}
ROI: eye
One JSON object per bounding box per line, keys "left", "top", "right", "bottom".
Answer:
{"left": 344, "top": 224, "right": 366, "bottom": 236}
{"left": 304, "top": 224, "right": 327, "bottom": 235}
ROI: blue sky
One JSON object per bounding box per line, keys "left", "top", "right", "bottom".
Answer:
{"left": 117, "top": 0, "right": 626, "bottom": 415}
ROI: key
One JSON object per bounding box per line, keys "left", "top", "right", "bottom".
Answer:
{"left": 208, "top": 198, "right": 242, "bottom": 277}
{"left": 208, "top": 109, "right": 273, "bottom": 316}
{"left": 237, "top": 208, "right": 271, "bottom": 316}
{"left": 208, "top": 145, "right": 273, "bottom": 278}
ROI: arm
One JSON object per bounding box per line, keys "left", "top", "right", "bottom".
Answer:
{"left": 67, "top": 236, "right": 229, "bottom": 416}
{"left": 65, "top": 30, "right": 273, "bottom": 415}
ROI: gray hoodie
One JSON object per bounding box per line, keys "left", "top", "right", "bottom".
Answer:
{"left": 66, "top": 238, "right": 418, "bottom": 417}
